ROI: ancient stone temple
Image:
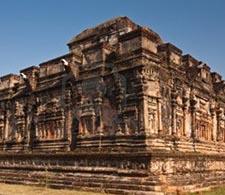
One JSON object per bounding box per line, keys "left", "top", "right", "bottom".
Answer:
{"left": 0, "top": 16, "right": 225, "bottom": 194}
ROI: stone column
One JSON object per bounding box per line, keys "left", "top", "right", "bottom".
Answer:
{"left": 157, "top": 98, "right": 162, "bottom": 135}
{"left": 190, "top": 98, "right": 197, "bottom": 139}
{"left": 77, "top": 114, "right": 83, "bottom": 136}
{"left": 4, "top": 110, "right": 10, "bottom": 141}
{"left": 171, "top": 90, "right": 178, "bottom": 135}
{"left": 216, "top": 109, "right": 223, "bottom": 142}
{"left": 28, "top": 99, "right": 37, "bottom": 143}
{"left": 91, "top": 112, "right": 96, "bottom": 135}
{"left": 64, "top": 88, "right": 72, "bottom": 141}
{"left": 4, "top": 101, "right": 11, "bottom": 142}
{"left": 133, "top": 68, "right": 149, "bottom": 135}
{"left": 172, "top": 105, "right": 177, "bottom": 135}
{"left": 182, "top": 96, "right": 188, "bottom": 136}
{"left": 94, "top": 96, "right": 103, "bottom": 135}
{"left": 210, "top": 108, "right": 217, "bottom": 141}
{"left": 77, "top": 96, "right": 83, "bottom": 136}
{"left": 134, "top": 106, "right": 139, "bottom": 135}
{"left": 55, "top": 121, "right": 59, "bottom": 138}
{"left": 137, "top": 97, "right": 146, "bottom": 135}
{"left": 124, "top": 116, "right": 130, "bottom": 135}
{"left": 114, "top": 77, "right": 124, "bottom": 114}
{"left": 60, "top": 120, "right": 64, "bottom": 138}
{"left": 24, "top": 103, "right": 32, "bottom": 144}
{"left": 35, "top": 119, "right": 40, "bottom": 139}
{"left": 64, "top": 111, "right": 70, "bottom": 139}
{"left": 82, "top": 121, "right": 88, "bottom": 136}
{"left": 142, "top": 96, "right": 149, "bottom": 135}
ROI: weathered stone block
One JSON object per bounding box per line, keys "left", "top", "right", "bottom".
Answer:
{"left": 0, "top": 16, "right": 225, "bottom": 195}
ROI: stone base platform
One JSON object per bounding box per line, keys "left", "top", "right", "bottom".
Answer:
{"left": 0, "top": 151, "right": 225, "bottom": 195}
{"left": 32, "top": 139, "right": 70, "bottom": 152}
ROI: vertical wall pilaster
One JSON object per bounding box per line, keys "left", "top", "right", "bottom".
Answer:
{"left": 190, "top": 97, "right": 197, "bottom": 139}
{"left": 157, "top": 98, "right": 162, "bottom": 135}
{"left": 171, "top": 90, "right": 178, "bottom": 135}
{"left": 4, "top": 110, "right": 10, "bottom": 141}
{"left": 216, "top": 109, "right": 222, "bottom": 142}
{"left": 210, "top": 108, "right": 217, "bottom": 141}
{"left": 182, "top": 97, "right": 188, "bottom": 137}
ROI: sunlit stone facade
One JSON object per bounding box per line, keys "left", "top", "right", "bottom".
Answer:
{"left": 0, "top": 17, "right": 224, "bottom": 195}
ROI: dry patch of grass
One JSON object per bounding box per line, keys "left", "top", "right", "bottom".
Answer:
{"left": 0, "top": 183, "right": 111, "bottom": 195}
{"left": 186, "top": 187, "right": 225, "bottom": 195}
{"left": 2, "top": 183, "right": 225, "bottom": 195}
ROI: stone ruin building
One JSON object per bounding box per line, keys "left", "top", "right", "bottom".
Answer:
{"left": 0, "top": 16, "right": 225, "bottom": 195}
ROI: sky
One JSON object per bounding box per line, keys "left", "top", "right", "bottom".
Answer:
{"left": 0, "top": 0, "right": 224, "bottom": 78}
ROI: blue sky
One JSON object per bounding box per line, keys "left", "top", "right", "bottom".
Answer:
{"left": 0, "top": 0, "right": 224, "bottom": 78}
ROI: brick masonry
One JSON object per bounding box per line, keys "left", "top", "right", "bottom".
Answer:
{"left": 0, "top": 16, "right": 225, "bottom": 194}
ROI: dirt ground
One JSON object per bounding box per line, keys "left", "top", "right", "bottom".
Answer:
{"left": 0, "top": 183, "right": 109, "bottom": 195}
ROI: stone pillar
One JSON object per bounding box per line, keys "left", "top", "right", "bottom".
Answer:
{"left": 134, "top": 106, "right": 139, "bottom": 135}
{"left": 55, "top": 121, "right": 59, "bottom": 138}
{"left": 182, "top": 96, "right": 188, "bottom": 136}
{"left": 64, "top": 88, "right": 72, "bottom": 141}
{"left": 124, "top": 116, "right": 130, "bottom": 135}
{"left": 82, "top": 120, "right": 88, "bottom": 136}
{"left": 171, "top": 105, "right": 177, "bottom": 135}
{"left": 42, "top": 123, "right": 46, "bottom": 139}
{"left": 157, "top": 98, "right": 162, "bottom": 135}
{"left": 60, "top": 120, "right": 64, "bottom": 138}
{"left": 216, "top": 109, "right": 223, "bottom": 142}
{"left": 24, "top": 106, "right": 29, "bottom": 147}
{"left": 78, "top": 121, "right": 83, "bottom": 136}
{"left": 142, "top": 96, "right": 149, "bottom": 135}
{"left": 114, "top": 77, "right": 124, "bottom": 114}
{"left": 190, "top": 97, "right": 197, "bottom": 139}
{"left": 171, "top": 90, "right": 178, "bottom": 135}
{"left": 65, "top": 109, "right": 72, "bottom": 139}
{"left": 35, "top": 118, "right": 40, "bottom": 139}
{"left": 134, "top": 68, "right": 149, "bottom": 135}
{"left": 24, "top": 104, "right": 32, "bottom": 145}
{"left": 77, "top": 95, "right": 83, "bottom": 136}
{"left": 137, "top": 97, "right": 146, "bottom": 135}
{"left": 210, "top": 108, "right": 217, "bottom": 141}
{"left": 90, "top": 112, "right": 96, "bottom": 135}
{"left": 4, "top": 110, "right": 10, "bottom": 141}
{"left": 94, "top": 96, "right": 103, "bottom": 135}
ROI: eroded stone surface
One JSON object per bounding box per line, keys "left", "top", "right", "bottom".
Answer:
{"left": 0, "top": 16, "right": 225, "bottom": 195}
